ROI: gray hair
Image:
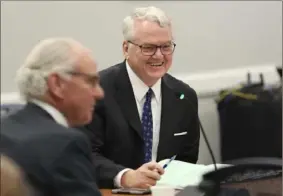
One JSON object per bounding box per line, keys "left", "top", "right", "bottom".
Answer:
{"left": 16, "top": 37, "right": 82, "bottom": 100}
{"left": 122, "top": 6, "right": 172, "bottom": 41}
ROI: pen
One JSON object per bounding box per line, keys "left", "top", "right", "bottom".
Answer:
{"left": 163, "top": 155, "right": 177, "bottom": 169}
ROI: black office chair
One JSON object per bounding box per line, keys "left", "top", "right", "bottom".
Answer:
{"left": 201, "top": 157, "right": 282, "bottom": 196}
{"left": 1, "top": 104, "right": 24, "bottom": 118}
{"left": 177, "top": 157, "right": 282, "bottom": 196}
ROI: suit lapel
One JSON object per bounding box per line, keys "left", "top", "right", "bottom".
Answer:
{"left": 114, "top": 62, "right": 143, "bottom": 139}
{"left": 114, "top": 63, "right": 185, "bottom": 151}
{"left": 157, "top": 77, "right": 183, "bottom": 160}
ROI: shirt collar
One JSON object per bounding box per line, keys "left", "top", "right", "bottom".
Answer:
{"left": 30, "top": 99, "right": 69, "bottom": 127}
{"left": 126, "top": 61, "right": 161, "bottom": 103}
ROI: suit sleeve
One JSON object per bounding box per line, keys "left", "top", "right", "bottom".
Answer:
{"left": 178, "top": 88, "right": 200, "bottom": 163}
{"left": 82, "top": 100, "right": 125, "bottom": 188}
{"left": 50, "top": 135, "right": 102, "bottom": 196}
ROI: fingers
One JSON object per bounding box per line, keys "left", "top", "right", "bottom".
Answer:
{"left": 145, "top": 161, "right": 159, "bottom": 169}
{"left": 144, "top": 169, "right": 161, "bottom": 180}
{"left": 144, "top": 161, "right": 165, "bottom": 175}
{"left": 133, "top": 172, "right": 158, "bottom": 189}
{"left": 154, "top": 164, "right": 165, "bottom": 175}
{"left": 131, "top": 162, "right": 166, "bottom": 189}
{"left": 123, "top": 167, "right": 160, "bottom": 189}
{"left": 138, "top": 162, "right": 164, "bottom": 181}
{"left": 144, "top": 178, "right": 157, "bottom": 187}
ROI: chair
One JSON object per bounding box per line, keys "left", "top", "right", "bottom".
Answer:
{"left": 1, "top": 104, "right": 24, "bottom": 118}
{"left": 176, "top": 157, "right": 282, "bottom": 196}
{"left": 199, "top": 157, "right": 282, "bottom": 196}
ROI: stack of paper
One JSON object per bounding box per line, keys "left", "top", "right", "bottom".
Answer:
{"left": 156, "top": 159, "right": 232, "bottom": 189}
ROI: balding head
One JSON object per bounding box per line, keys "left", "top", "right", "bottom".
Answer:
{"left": 16, "top": 37, "right": 89, "bottom": 101}
{"left": 15, "top": 37, "right": 104, "bottom": 126}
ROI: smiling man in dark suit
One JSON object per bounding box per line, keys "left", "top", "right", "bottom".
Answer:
{"left": 82, "top": 6, "right": 200, "bottom": 189}
{"left": 1, "top": 37, "right": 104, "bottom": 196}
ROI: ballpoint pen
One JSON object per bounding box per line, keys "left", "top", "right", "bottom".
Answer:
{"left": 163, "top": 155, "right": 177, "bottom": 169}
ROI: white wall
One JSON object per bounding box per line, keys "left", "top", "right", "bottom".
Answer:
{"left": 2, "top": 64, "right": 280, "bottom": 164}
{"left": 1, "top": 1, "right": 282, "bottom": 92}
{"left": 1, "top": 1, "right": 281, "bottom": 163}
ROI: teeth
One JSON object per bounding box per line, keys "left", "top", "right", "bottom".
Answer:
{"left": 150, "top": 63, "right": 163, "bottom": 67}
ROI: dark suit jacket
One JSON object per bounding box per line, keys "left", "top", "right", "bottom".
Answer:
{"left": 82, "top": 61, "right": 200, "bottom": 188}
{"left": 0, "top": 103, "right": 101, "bottom": 196}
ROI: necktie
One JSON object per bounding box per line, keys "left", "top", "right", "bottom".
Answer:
{"left": 141, "top": 88, "right": 153, "bottom": 163}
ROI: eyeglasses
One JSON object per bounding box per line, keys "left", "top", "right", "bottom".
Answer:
{"left": 127, "top": 41, "right": 176, "bottom": 56}
{"left": 64, "top": 71, "right": 100, "bottom": 87}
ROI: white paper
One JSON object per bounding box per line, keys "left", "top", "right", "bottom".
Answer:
{"left": 156, "top": 159, "right": 232, "bottom": 189}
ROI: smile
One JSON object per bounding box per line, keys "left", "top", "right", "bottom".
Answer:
{"left": 149, "top": 62, "right": 164, "bottom": 67}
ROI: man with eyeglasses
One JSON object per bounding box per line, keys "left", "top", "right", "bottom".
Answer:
{"left": 1, "top": 37, "right": 104, "bottom": 196}
{"left": 81, "top": 6, "right": 200, "bottom": 189}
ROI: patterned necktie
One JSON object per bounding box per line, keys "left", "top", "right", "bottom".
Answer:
{"left": 141, "top": 88, "right": 153, "bottom": 163}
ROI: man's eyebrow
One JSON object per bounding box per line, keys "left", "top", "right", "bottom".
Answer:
{"left": 142, "top": 41, "right": 172, "bottom": 45}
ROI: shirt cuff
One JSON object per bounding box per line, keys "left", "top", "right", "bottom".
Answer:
{"left": 114, "top": 168, "right": 131, "bottom": 187}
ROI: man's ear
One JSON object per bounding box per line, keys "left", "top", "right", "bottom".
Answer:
{"left": 122, "top": 41, "right": 129, "bottom": 60}
{"left": 46, "top": 73, "right": 65, "bottom": 99}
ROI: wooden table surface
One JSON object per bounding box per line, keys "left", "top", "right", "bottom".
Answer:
{"left": 100, "top": 189, "right": 151, "bottom": 196}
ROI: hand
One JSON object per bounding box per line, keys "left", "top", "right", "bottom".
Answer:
{"left": 120, "top": 161, "right": 165, "bottom": 189}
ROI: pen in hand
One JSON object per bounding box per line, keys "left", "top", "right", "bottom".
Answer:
{"left": 163, "top": 155, "right": 177, "bottom": 169}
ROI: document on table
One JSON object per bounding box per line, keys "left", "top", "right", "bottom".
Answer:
{"left": 156, "top": 159, "right": 232, "bottom": 189}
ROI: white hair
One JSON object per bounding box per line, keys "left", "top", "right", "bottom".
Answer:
{"left": 122, "top": 6, "right": 172, "bottom": 41}
{"left": 16, "top": 37, "right": 82, "bottom": 100}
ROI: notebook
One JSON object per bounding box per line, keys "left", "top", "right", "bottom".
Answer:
{"left": 156, "top": 159, "right": 232, "bottom": 189}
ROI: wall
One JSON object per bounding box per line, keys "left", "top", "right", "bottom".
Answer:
{"left": 1, "top": 1, "right": 282, "bottom": 92}
{"left": 2, "top": 64, "right": 280, "bottom": 164}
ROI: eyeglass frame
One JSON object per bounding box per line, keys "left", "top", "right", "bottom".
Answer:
{"left": 63, "top": 70, "right": 100, "bottom": 88}
{"left": 127, "top": 40, "right": 176, "bottom": 56}
{"left": 28, "top": 66, "right": 100, "bottom": 88}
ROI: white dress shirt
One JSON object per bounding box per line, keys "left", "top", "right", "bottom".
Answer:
{"left": 30, "top": 99, "right": 69, "bottom": 128}
{"left": 126, "top": 61, "right": 162, "bottom": 161}
{"left": 114, "top": 62, "right": 162, "bottom": 187}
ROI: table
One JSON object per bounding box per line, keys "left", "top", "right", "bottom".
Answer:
{"left": 100, "top": 176, "right": 282, "bottom": 196}
{"left": 100, "top": 189, "right": 151, "bottom": 196}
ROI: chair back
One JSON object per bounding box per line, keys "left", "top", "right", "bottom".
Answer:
{"left": 1, "top": 104, "right": 24, "bottom": 118}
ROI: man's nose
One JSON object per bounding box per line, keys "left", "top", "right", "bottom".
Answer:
{"left": 152, "top": 48, "right": 164, "bottom": 58}
{"left": 93, "top": 85, "right": 104, "bottom": 100}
